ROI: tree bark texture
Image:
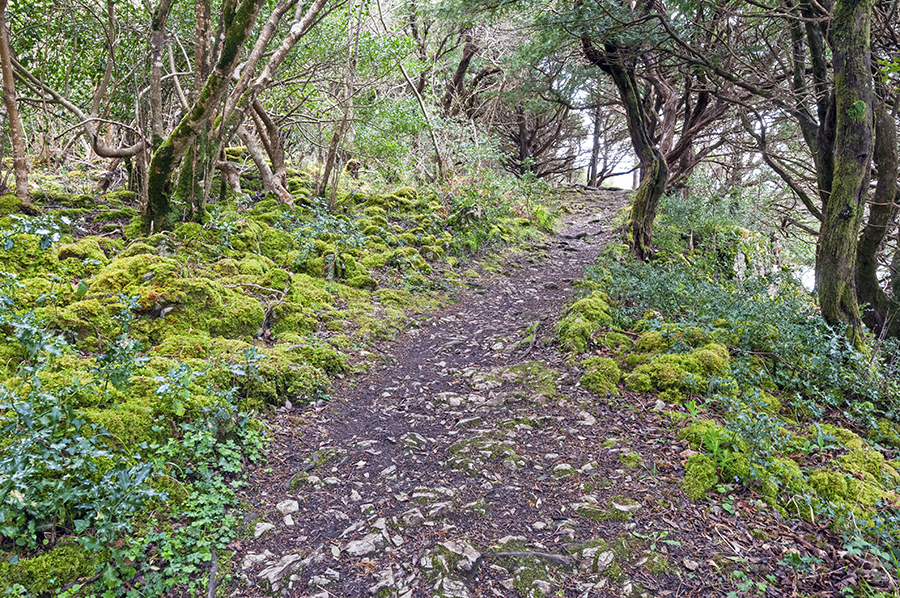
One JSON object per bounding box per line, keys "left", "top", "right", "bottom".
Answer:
{"left": 144, "top": 0, "right": 267, "bottom": 233}
{"left": 815, "top": 0, "right": 873, "bottom": 343}
{"left": 855, "top": 103, "right": 898, "bottom": 336}
{"left": 0, "top": 0, "right": 29, "bottom": 203}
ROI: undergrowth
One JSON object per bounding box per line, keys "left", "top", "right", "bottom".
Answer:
{"left": 0, "top": 164, "right": 557, "bottom": 595}
{"left": 567, "top": 188, "right": 900, "bottom": 593}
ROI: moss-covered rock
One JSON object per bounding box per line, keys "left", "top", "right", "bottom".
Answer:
{"left": 838, "top": 448, "right": 893, "bottom": 483}
{"left": 580, "top": 356, "right": 621, "bottom": 396}
{"left": 56, "top": 236, "right": 110, "bottom": 278}
{"left": 0, "top": 542, "right": 99, "bottom": 594}
{"left": 625, "top": 343, "right": 730, "bottom": 397}
{"left": 0, "top": 234, "right": 58, "bottom": 278}
{"left": 633, "top": 330, "right": 669, "bottom": 353}
{"left": 811, "top": 424, "right": 864, "bottom": 450}
{"left": 683, "top": 453, "right": 718, "bottom": 500}
{"left": 869, "top": 417, "right": 900, "bottom": 448}
{"left": 558, "top": 292, "right": 613, "bottom": 354}
{"left": 0, "top": 193, "right": 22, "bottom": 216}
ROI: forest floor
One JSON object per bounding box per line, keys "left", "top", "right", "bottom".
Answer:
{"left": 229, "top": 189, "right": 863, "bottom": 598}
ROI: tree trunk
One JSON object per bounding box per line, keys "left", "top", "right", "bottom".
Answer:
{"left": 855, "top": 103, "right": 898, "bottom": 336}
{"left": 815, "top": 0, "right": 873, "bottom": 343}
{"left": 144, "top": 0, "right": 267, "bottom": 233}
{"left": 0, "top": 0, "right": 30, "bottom": 204}
{"left": 589, "top": 105, "right": 601, "bottom": 186}
{"left": 582, "top": 38, "right": 668, "bottom": 261}
{"left": 237, "top": 124, "right": 292, "bottom": 205}
{"left": 149, "top": 0, "right": 174, "bottom": 145}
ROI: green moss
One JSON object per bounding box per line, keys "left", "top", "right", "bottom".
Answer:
{"left": 763, "top": 457, "right": 809, "bottom": 496}
{"left": 81, "top": 402, "right": 156, "bottom": 448}
{"left": 504, "top": 361, "right": 559, "bottom": 397}
{"left": 580, "top": 356, "right": 622, "bottom": 396}
{"left": 0, "top": 234, "right": 58, "bottom": 278}
{"left": 290, "top": 345, "right": 348, "bottom": 374}
{"left": 683, "top": 453, "right": 718, "bottom": 500}
{"left": 808, "top": 469, "right": 849, "bottom": 502}
{"left": 93, "top": 206, "right": 138, "bottom": 222}
{"left": 347, "top": 275, "right": 377, "bottom": 290}
{"left": 626, "top": 343, "right": 730, "bottom": 396}
{"left": 576, "top": 496, "right": 639, "bottom": 522}
{"left": 558, "top": 292, "right": 613, "bottom": 353}
{"left": 599, "top": 331, "right": 632, "bottom": 353}
{"left": 634, "top": 330, "right": 669, "bottom": 353}
{"left": 811, "top": 424, "right": 864, "bottom": 450}
{"left": 619, "top": 451, "right": 643, "bottom": 468}
{"left": 838, "top": 448, "right": 890, "bottom": 482}
{"left": 625, "top": 372, "right": 652, "bottom": 392}
{"left": 0, "top": 193, "right": 22, "bottom": 216}
{"left": 755, "top": 390, "right": 782, "bottom": 415}
{"left": 0, "top": 542, "right": 99, "bottom": 594}
{"left": 869, "top": 418, "right": 900, "bottom": 448}
{"left": 645, "top": 552, "right": 671, "bottom": 575}
{"left": 56, "top": 236, "right": 110, "bottom": 278}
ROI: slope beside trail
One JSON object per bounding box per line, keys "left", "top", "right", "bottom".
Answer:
{"left": 227, "top": 190, "right": 846, "bottom": 598}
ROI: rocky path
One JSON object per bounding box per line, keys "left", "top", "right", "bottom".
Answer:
{"left": 228, "top": 190, "right": 784, "bottom": 598}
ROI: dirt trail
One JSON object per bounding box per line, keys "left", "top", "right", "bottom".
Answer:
{"left": 228, "top": 190, "right": 814, "bottom": 598}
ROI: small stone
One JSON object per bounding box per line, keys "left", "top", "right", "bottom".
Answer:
{"left": 578, "top": 410, "right": 597, "bottom": 425}
{"left": 323, "top": 477, "right": 341, "bottom": 486}
{"left": 368, "top": 567, "right": 395, "bottom": 594}
{"left": 307, "top": 475, "right": 322, "bottom": 485}
{"left": 380, "top": 465, "right": 397, "bottom": 477}
{"left": 534, "top": 580, "right": 552, "bottom": 594}
{"left": 257, "top": 553, "right": 303, "bottom": 584}
{"left": 652, "top": 399, "right": 667, "bottom": 412}
{"left": 401, "top": 508, "right": 426, "bottom": 527}
{"left": 276, "top": 499, "right": 299, "bottom": 515}
{"left": 438, "top": 540, "right": 481, "bottom": 571}
{"left": 241, "top": 551, "right": 274, "bottom": 570}
{"left": 436, "top": 577, "right": 471, "bottom": 598}
{"left": 611, "top": 501, "right": 641, "bottom": 513}
{"left": 350, "top": 490, "right": 362, "bottom": 501}
{"left": 254, "top": 522, "right": 276, "bottom": 538}
{"left": 428, "top": 502, "right": 453, "bottom": 518}
{"left": 581, "top": 548, "right": 614, "bottom": 573}
{"left": 392, "top": 534, "right": 404, "bottom": 547}
{"left": 283, "top": 514, "right": 295, "bottom": 526}
{"left": 309, "top": 575, "right": 332, "bottom": 587}
{"left": 533, "top": 521, "right": 547, "bottom": 530}
{"left": 683, "top": 558, "right": 699, "bottom": 571}
{"left": 345, "top": 533, "right": 385, "bottom": 557}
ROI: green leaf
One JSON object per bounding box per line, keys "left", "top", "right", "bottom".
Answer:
{"left": 74, "top": 280, "right": 88, "bottom": 298}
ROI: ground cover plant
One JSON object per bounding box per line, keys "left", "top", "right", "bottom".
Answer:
{"left": 0, "top": 163, "right": 555, "bottom": 596}
{"left": 561, "top": 188, "right": 900, "bottom": 594}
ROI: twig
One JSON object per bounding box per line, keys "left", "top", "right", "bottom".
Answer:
{"left": 207, "top": 550, "right": 220, "bottom": 598}
{"left": 521, "top": 317, "right": 546, "bottom": 358}
{"left": 284, "top": 452, "right": 319, "bottom": 490}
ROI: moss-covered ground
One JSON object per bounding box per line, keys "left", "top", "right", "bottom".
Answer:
{"left": 0, "top": 166, "right": 556, "bottom": 595}
{"left": 557, "top": 198, "right": 900, "bottom": 596}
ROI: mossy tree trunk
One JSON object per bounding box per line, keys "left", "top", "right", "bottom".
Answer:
{"left": 143, "top": 0, "right": 266, "bottom": 234}
{"left": 582, "top": 37, "right": 668, "bottom": 261}
{"left": 855, "top": 103, "right": 898, "bottom": 337}
{"left": 0, "top": 0, "right": 31, "bottom": 205}
{"left": 814, "top": 0, "right": 874, "bottom": 344}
